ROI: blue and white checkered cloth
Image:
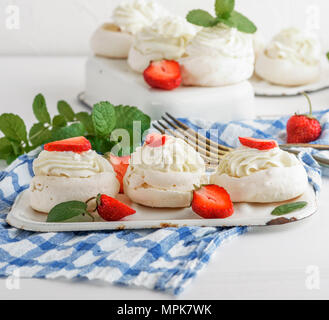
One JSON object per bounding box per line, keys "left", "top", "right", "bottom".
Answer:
{"left": 0, "top": 111, "right": 327, "bottom": 295}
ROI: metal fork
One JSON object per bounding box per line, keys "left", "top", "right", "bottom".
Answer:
{"left": 153, "top": 112, "right": 329, "bottom": 169}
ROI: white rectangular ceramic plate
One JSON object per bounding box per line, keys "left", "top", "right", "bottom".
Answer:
{"left": 6, "top": 185, "right": 318, "bottom": 232}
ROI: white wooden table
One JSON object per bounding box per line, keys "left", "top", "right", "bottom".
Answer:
{"left": 0, "top": 56, "right": 328, "bottom": 300}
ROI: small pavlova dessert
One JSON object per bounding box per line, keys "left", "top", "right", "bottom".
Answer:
{"left": 180, "top": 0, "right": 256, "bottom": 87}
{"left": 128, "top": 15, "right": 197, "bottom": 73}
{"left": 123, "top": 133, "right": 207, "bottom": 207}
{"left": 210, "top": 137, "right": 308, "bottom": 203}
{"left": 30, "top": 137, "right": 120, "bottom": 213}
{"left": 90, "top": 0, "right": 165, "bottom": 58}
{"left": 255, "top": 28, "right": 322, "bottom": 86}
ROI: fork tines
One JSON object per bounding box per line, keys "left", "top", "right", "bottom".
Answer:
{"left": 153, "top": 113, "right": 232, "bottom": 168}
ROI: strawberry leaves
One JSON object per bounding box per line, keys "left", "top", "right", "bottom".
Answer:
{"left": 187, "top": 0, "right": 257, "bottom": 34}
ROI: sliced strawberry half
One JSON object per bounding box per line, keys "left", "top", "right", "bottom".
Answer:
{"left": 239, "top": 137, "right": 278, "bottom": 150}
{"left": 145, "top": 133, "right": 167, "bottom": 147}
{"left": 108, "top": 154, "right": 130, "bottom": 193}
{"left": 96, "top": 194, "right": 136, "bottom": 221}
{"left": 44, "top": 136, "right": 91, "bottom": 153}
{"left": 192, "top": 185, "right": 234, "bottom": 219}
{"left": 143, "top": 60, "right": 182, "bottom": 90}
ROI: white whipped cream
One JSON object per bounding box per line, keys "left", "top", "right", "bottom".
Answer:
{"left": 113, "top": 0, "right": 165, "bottom": 35}
{"left": 130, "top": 135, "right": 205, "bottom": 173}
{"left": 264, "top": 28, "right": 321, "bottom": 65}
{"left": 132, "top": 15, "right": 197, "bottom": 60}
{"left": 216, "top": 146, "right": 300, "bottom": 178}
{"left": 33, "top": 150, "right": 114, "bottom": 178}
{"left": 186, "top": 23, "right": 254, "bottom": 60}
{"left": 125, "top": 136, "right": 205, "bottom": 192}
{"left": 180, "top": 23, "right": 255, "bottom": 86}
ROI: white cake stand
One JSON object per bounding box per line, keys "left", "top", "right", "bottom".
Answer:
{"left": 82, "top": 56, "right": 256, "bottom": 122}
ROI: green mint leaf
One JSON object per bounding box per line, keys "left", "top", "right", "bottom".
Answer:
{"left": 33, "top": 94, "right": 51, "bottom": 124}
{"left": 327, "top": 52, "right": 329, "bottom": 61}
{"left": 0, "top": 113, "right": 27, "bottom": 143}
{"left": 0, "top": 137, "right": 14, "bottom": 161}
{"left": 75, "top": 112, "right": 94, "bottom": 135}
{"left": 271, "top": 201, "right": 308, "bottom": 216}
{"left": 113, "top": 105, "right": 151, "bottom": 153}
{"left": 47, "top": 201, "right": 88, "bottom": 222}
{"left": 6, "top": 154, "right": 17, "bottom": 165}
{"left": 224, "top": 11, "right": 257, "bottom": 33}
{"left": 57, "top": 100, "right": 75, "bottom": 122}
{"left": 87, "top": 135, "right": 112, "bottom": 154}
{"left": 10, "top": 140, "right": 24, "bottom": 156}
{"left": 29, "top": 123, "right": 52, "bottom": 146}
{"left": 215, "top": 0, "right": 235, "bottom": 18}
{"left": 186, "top": 9, "right": 218, "bottom": 27}
{"left": 52, "top": 115, "right": 67, "bottom": 128}
{"left": 92, "top": 102, "right": 116, "bottom": 138}
{"left": 51, "top": 122, "right": 86, "bottom": 141}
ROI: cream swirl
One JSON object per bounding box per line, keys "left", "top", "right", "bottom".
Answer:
{"left": 186, "top": 23, "right": 254, "bottom": 60}
{"left": 132, "top": 15, "right": 197, "bottom": 59}
{"left": 216, "top": 146, "right": 299, "bottom": 178}
{"left": 130, "top": 136, "right": 205, "bottom": 173}
{"left": 113, "top": 0, "right": 165, "bottom": 35}
{"left": 265, "top": 28, "right": 321, "bottom": 65}
{"left": 33, "top": 150, "right": 114, "bottom": 178}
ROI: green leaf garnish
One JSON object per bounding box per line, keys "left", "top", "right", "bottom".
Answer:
{"left": 52, "top": 115, "right": 67, "bottom": 128}
{"left": 29, "top": 123, "right": 52, "bottom": 147}
{"left": 271, "top": 201, "right": 308, "bottom": 216}
{"left": 215, "top": 0, "right": 235, "bottom": 18}
{"left": 326, "top": 52, "right": 329, "bottom": 61}
{"left": 224, "top": 11, "right": 257, "bottom": 34}
{"left": 0, "top": 94, "right": 151, "bottom": 164}
{"left": 0, "top": 113, "right": 28, "bottom": 143}
{"left": 0, "top": 137, "right": 15, "bottom": 163}
{"left": 186, "top": 0, "right": 257, "bottom": 34}
{"left": 114, "top": 105, "right": 151, "bottom": 154}
{"left": 186, "top": 10, "right": 218, "bottom": 27}
{"left": 51, "top": 122, "right": 86, "bottom": 141}
{"left": 75, "top": 112, "right": 94, "bottom": 135}
{"left": 92, "top": 102, "right": 116, "bottom": 138}
{"left": 33, "top": 94, "right": 51, "bottom": 124}
{"left": 57, "top": 100, "right": 75, "bottom": 122}
{"left": 47, "top": 201, "right": 91, "bottom": 222}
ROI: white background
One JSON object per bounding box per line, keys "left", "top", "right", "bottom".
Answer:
{"left": 0, "top": 0, "right": 329, "bottom": 55}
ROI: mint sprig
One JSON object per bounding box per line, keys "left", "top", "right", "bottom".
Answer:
{"left": 187, "top": 0, "right": 257, "bottom": 34}
{"left": 0, "top": 94, "right": 151, "bottom": 164}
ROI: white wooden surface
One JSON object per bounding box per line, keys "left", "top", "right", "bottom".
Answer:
{"left": 0, "top": 56, "right": 329, "bottom": 299}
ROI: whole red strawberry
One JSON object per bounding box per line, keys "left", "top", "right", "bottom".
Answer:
{"left": 287, "top": 93, "right": 321, "bottom": 143}
{"left": 96, "top": 194, "right": 136, "bottom": 221}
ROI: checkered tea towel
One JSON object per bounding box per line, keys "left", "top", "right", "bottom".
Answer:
{"left": 0, "top": 111, "right": 326, "bottom": 295}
